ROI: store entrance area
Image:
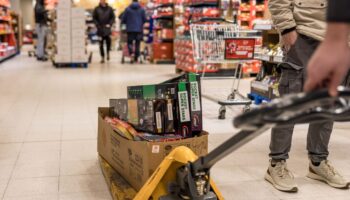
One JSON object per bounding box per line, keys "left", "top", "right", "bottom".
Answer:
{"left": 0, "top": 46, "right": 349, "bottom": 200}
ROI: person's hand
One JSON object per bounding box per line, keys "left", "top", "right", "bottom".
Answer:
{"left": 281, "top": 30, "right": 298, "bottom": 52}
{"left": 304, "top": 24, "right": 350, "bottom": 96}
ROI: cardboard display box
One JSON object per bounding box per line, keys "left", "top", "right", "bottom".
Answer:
{"left": 97, "top": 107, "right": 208, "bottom": 191}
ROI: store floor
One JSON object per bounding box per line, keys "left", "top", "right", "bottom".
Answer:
{"left": 0, "top": 46, "right": 350, "bottom": 200}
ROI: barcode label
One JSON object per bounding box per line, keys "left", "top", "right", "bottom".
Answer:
{"left": 167, "top": 102, "right": 173, "bottom": 121}
{"left": 156, "top": 112, "right": 162, "bottom": 129}
{"left": 178, "top": 91, "right": 190, "bottom": 122}
{"left": 190, "top": 82, "right": 201, "bottom": 111}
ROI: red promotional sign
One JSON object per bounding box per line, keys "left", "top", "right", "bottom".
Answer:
{"left": 225, "top": 38, "right": 256, "bottom": 60}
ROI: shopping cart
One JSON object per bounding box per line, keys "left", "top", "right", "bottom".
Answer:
{"left": 190, "top": 18, "right": 261, "bottom": 119}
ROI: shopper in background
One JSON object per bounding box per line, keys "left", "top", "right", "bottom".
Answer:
{"left": 93, "top": 0, "right": 115, "bottom": 64}
{"left": 305, "top": 0, "right": 350, "bottom": 96}
{"left": 266, "top": 0, "right": 349, "bottom": 192}
{"left": 122, "top": 0, "right": 146, "bottom": 63}
{"left": 34, "top": 0, "right": 48, "bottom": 61}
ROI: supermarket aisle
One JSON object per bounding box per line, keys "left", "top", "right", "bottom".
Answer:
{"left": 0, "top": 48, "right": 350, "bottom": 200}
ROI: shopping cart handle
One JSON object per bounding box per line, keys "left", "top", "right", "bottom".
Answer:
{"left": 234, "top": 86, "right": 350, "bottom": 130}
{"left": 190, "top": 17, "right": 234, "bottom": 24}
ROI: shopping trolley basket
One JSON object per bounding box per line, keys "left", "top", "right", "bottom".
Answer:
{"left": 190, "top": 18, "right": 261, "bottom": 119}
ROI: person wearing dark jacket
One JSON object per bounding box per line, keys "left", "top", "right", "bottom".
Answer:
{"left": 93, "top": 0, "right": 115, "bottom": 63}
{"left": 122, "top": 0, "right": 146, "bottom": 63}
{"left": 305, "top": 0, "right": 350, "bottom": 96}
{"left": 34, "top": 0, "right": 48, "bottom": 61}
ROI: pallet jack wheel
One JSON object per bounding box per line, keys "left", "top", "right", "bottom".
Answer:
{"left": 218, "top": 106, "right": 226, "bottom": 120}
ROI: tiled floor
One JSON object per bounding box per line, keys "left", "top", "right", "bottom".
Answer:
{"left": 0, "top": 46, "right": 350, "bottom": 199}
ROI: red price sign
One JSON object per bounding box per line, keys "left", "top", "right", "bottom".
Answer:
{"left": 225, "top": 38, "right": 256, "bottom": 60}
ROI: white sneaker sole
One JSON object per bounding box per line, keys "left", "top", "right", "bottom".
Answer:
{"left": 265, "top": 172, "right": 298, "bottom": 192}
{"left": 307, "top": 172, "right": 350, "bottom": 189}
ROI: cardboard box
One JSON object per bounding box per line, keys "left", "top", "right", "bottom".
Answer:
{"left": 71, "top": 49, "right": 86, "bottom": 55}
{"left": 71, "top": 20, "right": 86, "bottom": 30}
{"left": 71, "top": 8, "right": 85, "bottom": 18}
{"left": 57, "top": 9, "right": 71, "bottom": 18}
{"left": 71, "top": 29, "right": 86, "bottom": 37}
{"left": 56, "top": 25, "right": 71, "bottom": 33}
{"left": 57, "top": 0, "right": 71, "bottom": 9}
{"left": 97, "top": 107, "right": 208, "bottom": 191}
{"left": 71, "top": 40, "right": 86, "bottom": 47}
{"left": 57, "top": 35, "right": 71, "bottom": 42}
{"left": 71, "top": 55, "right": 88, "bottom": 62}
{"left": 55, "top": 55, "right": 71, "bottom": 63}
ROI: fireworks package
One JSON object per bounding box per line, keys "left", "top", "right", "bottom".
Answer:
{"left": 127, "top": 82, "right": 193, "bottom": 138}
{"left": 162, "top": 73, "right": 203, "bottom": 133}
{"left": 109, "top": 99, "right": 175, "bottom": 134}
{"left": 109, "top": 99, "right": 128, "bottom": 120}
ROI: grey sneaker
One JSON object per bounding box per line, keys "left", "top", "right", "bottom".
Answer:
{"left": 265, "top": 160, "right": 298, "bottom": 192}
{"left": 307, "top": 160, "right": 350, "bottom": 189}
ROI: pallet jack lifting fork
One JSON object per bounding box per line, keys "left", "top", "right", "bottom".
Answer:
{"left": 133, "top": 87, "right": 350, "bottom": 199}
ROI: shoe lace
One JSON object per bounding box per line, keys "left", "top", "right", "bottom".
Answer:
{"left": 323, "top": 161, "right": 338, "bottom": 177}
{"left": 275, "top": 162, "right": 293, "bottom": 179}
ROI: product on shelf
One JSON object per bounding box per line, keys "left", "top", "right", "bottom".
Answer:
{"left": 152, "top": 42, "right": 174, "bottom": 60}
{"left": 250, "top": 75, "right": 280, "bottom": 101}
{"left": 0, "top": 0, "right": 10, "bottom": 8}
{"left": 175, "top": 36, "right": 220, "bottom": 73}
{"left": 0, "top": 1, "right": 18, "bottom": 62}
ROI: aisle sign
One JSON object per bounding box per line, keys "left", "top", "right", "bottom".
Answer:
{"left": 225, "top": 38, "right": 256, "bottom": 60}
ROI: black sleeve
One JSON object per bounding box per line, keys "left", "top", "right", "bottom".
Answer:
{"left": 122, "top": 9, "right": 128, "bottom": 24}
{"left": 327, "top": 0, "right": 350, "bottom": 23}
{"left": 93, "top": 8, "right": 99, "bottom": 26}
{"left": 142, "top": 9, "right": 147, "bottom": 24}
{"left": 109, "top": 8, "right": 116, "bottom": 26}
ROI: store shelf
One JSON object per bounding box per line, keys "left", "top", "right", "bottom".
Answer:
{"left": 0, "top": 4, "right": 10, "bottom": 8}
{"left": 255, "top": 53, "right": 283, "bottom": 63}
{"left": 155, "top": 38, "right": 174, "bottom": 42}
{"left": 0, "top": 32, "right": 12, "bottom": 35}
{"left": 0, "top": 51, "right": 17, "bottom": 63}
{"left": 0, "top": 17, "right": 10, "bottom": 22}
{"left": 156, "top": 3, "right": 174, "bottom": 8}
{"left": 153, "top": 15, "right": 174, "bottom": 20}
{"left": 187, "top": 2, "right": 219, "bottom": 7}
{"left": 176, "top": 65, "right": 218, "bottom": 73}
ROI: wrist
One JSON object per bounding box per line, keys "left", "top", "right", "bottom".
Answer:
{"left": 281, "top": 27, "right": 296, "bottom": 35}
{"left": 325, "top": 23, "right": 350, "bottom": 42}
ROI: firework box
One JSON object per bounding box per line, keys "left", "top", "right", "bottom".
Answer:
{"left": 97, "top": 107, "right": 208, "bottom": 190}
{"left": 127, "top": 82, "right": 193, "bottom": 137}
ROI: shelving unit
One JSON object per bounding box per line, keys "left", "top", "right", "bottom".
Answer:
{"left": 174, "top": 0, "right": 222, "bottom": 73}
{"left": 10, "top": 11, "right": 22, "bottom": 52}
{"left": 0, "top": 0, "right": 18, "bottom": 63}
{"left": 151, "top": 0, "right": 175, "bottom": 64}
{"left": 237, "top": 0, "right": 267, "bottom": 29}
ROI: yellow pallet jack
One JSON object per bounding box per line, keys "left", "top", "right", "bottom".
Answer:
{"left": 131, "top": 87, "right": 350, "bottom": 200}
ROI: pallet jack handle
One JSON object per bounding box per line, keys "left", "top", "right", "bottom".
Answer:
{"left": 191, "top": 86, "right": 350, "bottom": 177}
